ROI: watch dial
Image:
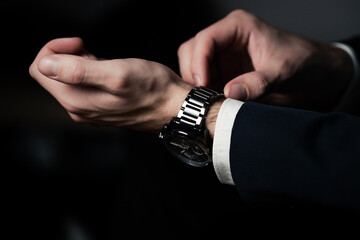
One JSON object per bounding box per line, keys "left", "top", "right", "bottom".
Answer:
{"left": 163, "top": 135, "right": 211, "bottom": 167}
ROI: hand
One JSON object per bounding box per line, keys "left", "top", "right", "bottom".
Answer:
{"left": 29, "top": 37, "right": 192, "bottom": 132}
{"left": 178, "top": 10, "right": 353, "bottom": 111}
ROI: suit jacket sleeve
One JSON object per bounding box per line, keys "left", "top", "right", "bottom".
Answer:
{"left": 228, "top": 37, "right": 360, "bottom": 212}
{"left": 230, "top": 101, "right": 360, "bottom": 212}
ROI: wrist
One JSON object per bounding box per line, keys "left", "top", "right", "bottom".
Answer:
{"left": 159, "top": 86, "right": 224, "bottom": 167}
{"left": 161, "top": 82, "right": 192, "bottom": 132}
{"left": 205, "top": 98, "right": 225, "bottom": 138}
{"left": 165, "top": 85, "right": 224, "bottom": 138}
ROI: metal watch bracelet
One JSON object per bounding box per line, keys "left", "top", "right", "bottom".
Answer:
{"left": 176, "top": 87, "right": 221, "bottom": 131}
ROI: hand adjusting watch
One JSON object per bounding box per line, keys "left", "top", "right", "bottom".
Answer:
{"left": 159, "top": 87, "right": 223, "bottom": 167}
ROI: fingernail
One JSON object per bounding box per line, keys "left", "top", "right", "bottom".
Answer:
{"left": 227, "top": 84, "right": 248, "bottom": 100}
{"left": 193, "top": 74, "right": 201, "bottom": 86}
{"left": 38, "top": 56, "right": 60, "bottom": 77}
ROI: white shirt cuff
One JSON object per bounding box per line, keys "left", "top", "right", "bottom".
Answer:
{"left": 212, "top": 98, "right": 244, "bottom": 185}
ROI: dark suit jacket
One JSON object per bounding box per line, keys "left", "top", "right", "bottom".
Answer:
{"left": 230, "top": 37, "right": 360, "bottom": 212}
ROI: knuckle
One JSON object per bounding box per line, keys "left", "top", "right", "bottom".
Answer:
{"left": 46, "top": 38, "right": 60, "bottom": 46}
{"left": 250, "top": 72, "right": 268, "bottom": 98}
{"left": 194, "top": 30, "right": 206, "bottom": 43}
{"left": 193, "top": 31, "right": 213, "bottom": 57}
{"left": 177, "top": 42, "right": 188, "bottom": 58}
{"left": 178, "top": 38, "right": 194, "bottom": 57}
{"left": 257, "top": 74, "right": 269, "bottom": 94}
{"left": 228, "top": 9, "right": 246, "bottom": 17}
{"left": 62, "top": 101, "right": 82, "bottom": 115}
{"left": 110, "top": 78, "right": 126, "bottom": 92}
{"left": 278, "top": 59, "right": 294, "bottom": 79}
{"left": 29, "top": 63, "right": 36, "bottom": 78}
{"left": 110, "top": 75, "right": 127, "bottom": 93}
{"left": 228, "top": 9, "right": 259, "bottom": 26}
{"left": 228, "top": 9, "right": 250, "bottom": 19}
{"left": 70, "top": 60, "right": 86, "bottom": 85}
{"left": 68, "top": 113, "right": 87, "bottom": 123}
{"left": 108, "top": 59, "right": 133, "bottom": 92}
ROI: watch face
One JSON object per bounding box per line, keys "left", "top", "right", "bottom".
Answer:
{"left": 163, "top": 134, "right": 211, "bottom": 167}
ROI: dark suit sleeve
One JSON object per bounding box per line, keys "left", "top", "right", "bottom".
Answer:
{"left": 230, "top": 101, "right": 360, "bottom": 212}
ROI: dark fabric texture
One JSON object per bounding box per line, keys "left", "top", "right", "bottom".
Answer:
{"left": 230, "top": 101, "right": 360, "bottom": 212}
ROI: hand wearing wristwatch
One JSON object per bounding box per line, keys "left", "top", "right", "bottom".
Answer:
{"left": 159, "top": 87, "right": 223, "bottom": 167}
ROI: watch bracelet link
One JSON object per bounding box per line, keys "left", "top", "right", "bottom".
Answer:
{"left": 176, "top": 87, "right": 221, "bottom": 132}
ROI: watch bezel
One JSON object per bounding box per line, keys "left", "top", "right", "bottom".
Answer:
{"left": 160, "top": 123, "right": 212, "bottom": 167}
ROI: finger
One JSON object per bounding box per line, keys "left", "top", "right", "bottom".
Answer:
{"left": 177, "top": 38, "right": 195, "bottom": 85}
{"left": 189, "top": 11, "right": 250, "bottom": 87}
{"left": 32, "top": 37, "right": 84, "bottom": 65}
{"left": 79, "top": 49, "right": 97, "bottom": 60}
{"left": 224, "top": 71, "right": 269, "bottom": 101}
{"left": 68, "top": 112, "right": 90, "bottom": 123}
{"left": 37, "top": 54, "right": 126, "bottom": 94}
{"left": 31, "top": 65, "right": 113, "bottom": 121}
{"left": 46, "top": 37, "right": 84, "bottom": 54}
{"left": 68, "top": 112, "right": 104, "bottom": 127}
{"left": 29, "top": 37, "right": 84, "bottom": 81}
{"left": 58, "top": 85, "right": 109, "bottom": 115}
{"left": 190, "top": 33, "right": 214, "bottom": 87}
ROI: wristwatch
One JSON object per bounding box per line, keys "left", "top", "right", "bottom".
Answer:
{"left": 159, "top": 87, "right": 223, "bottom": 167}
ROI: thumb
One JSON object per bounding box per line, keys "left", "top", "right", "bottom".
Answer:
{"left": 38, "top": 54, "right": 115, "bottom": 92}
{"left": 38, "top": 54, "right": 91, "bottom": 84}
{"left": 224, "top": 71, "right": 269, "bottom": 101}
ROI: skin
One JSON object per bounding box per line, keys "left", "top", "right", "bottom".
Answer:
{"left": 178, "top": 10, "right": 353, "bottom": 112}
{"left": 29, "top": 10, "right": 353, "bottom": 138}
{"left": 29, "top": 37, "right": 193, "bottom": 133}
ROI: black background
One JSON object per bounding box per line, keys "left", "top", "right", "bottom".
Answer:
{"left": 2, "top": 0, "right": 360, "bottom": 239}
